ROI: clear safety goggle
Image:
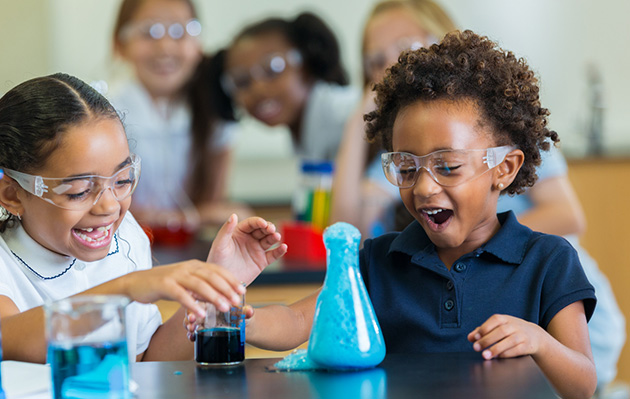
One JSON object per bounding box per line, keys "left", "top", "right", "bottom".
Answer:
{"left": 221, "top": 49, "right": 303, "bottom": 95}
{"left": 119, "top": 19, "right": 202, "bottom": 42}
{"left": 1, "top": 154, "right": 141, "bottom": 211}
{"left": 381, "top": 146, "right": 515, "bottom": 188}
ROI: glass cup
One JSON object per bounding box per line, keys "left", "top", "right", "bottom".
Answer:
{"left": 194, "top": 295, "right": 245, "bottom": 367}
{"left": 44, "top": 295, "right": 131, "bottom": 399}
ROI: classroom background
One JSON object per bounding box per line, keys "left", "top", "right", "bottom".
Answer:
{"left": 1, "top": 0, "right": 630, "bottom": 384}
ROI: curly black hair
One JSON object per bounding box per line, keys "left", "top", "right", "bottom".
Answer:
{"left": 365, "top": 30, "right": 559, "bottom": 195}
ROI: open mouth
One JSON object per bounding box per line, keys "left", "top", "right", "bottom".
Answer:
{"left": 254, "top": 99, "right": 282, "bottom": 122}
{"left": 72, "top": 223, "right": 114, "bottom": 248}
{"left": 422, "top": 208, "right": 453, "bottom": 226}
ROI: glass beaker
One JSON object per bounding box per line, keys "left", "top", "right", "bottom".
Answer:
{"left": 44, "top": 295, "right": 131, "bottom": 399}
{"left": 194, "top": 295, "right": 246, "bottom": 367}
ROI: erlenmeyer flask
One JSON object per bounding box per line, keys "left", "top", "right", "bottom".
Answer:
{"left": 307, "top": 222, "right": 386, "bottom": 369}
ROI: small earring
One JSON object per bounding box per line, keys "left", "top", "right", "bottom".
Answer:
{"left": 497, "top": 183, "right": 505, "bottom": 190}
{"left": 16, "top": 212, "right": 21, "bottom": 221}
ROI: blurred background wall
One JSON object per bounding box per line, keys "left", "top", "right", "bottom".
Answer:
{"left": 1, "top": 1, "right": 630, "bottom": 203}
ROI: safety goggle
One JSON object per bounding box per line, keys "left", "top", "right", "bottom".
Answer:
{"left": 381, "top": 146, "right": 515, "bottom": 188}
{"left": 119, "top": 19, "right": 202, "bottom": 42}
{"left": 221, "top": 49, "right": 303, "bottom": 95}
{"left": 1, "top": 154, "right": 141, "bottom": 211}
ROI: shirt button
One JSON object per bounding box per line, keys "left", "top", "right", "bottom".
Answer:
{"left": 444, "top": 299, "right": 454, "bottom": 311}
{"left": 454, "top": 263, "right": 467, "bottom": 272}
{"left": 75, "top": 262, "right": 85, "bottom": 271}
{"left": 446, "top": 281, "right": 454, "bottom": 290}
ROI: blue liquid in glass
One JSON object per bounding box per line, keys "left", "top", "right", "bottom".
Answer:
{"left": 48, "top": 340, "right": 130, "bottom": 399}
{"left": 308, "top": 222, "right": 386, "bottom": 369}
{"left": 195, "top": 327, "right": 244, "bottom": 365}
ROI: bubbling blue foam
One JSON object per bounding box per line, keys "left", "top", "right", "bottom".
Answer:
{"left": 275, "top": 222, "right": 385, "bottom": 371}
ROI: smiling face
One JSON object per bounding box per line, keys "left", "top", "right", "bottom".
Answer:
{"left": 363, "top": 7, "right": 433, "bottom": 84}
{"left": 225, "top": 32, "right": 312, "bottom": 130}
{"left": 116, "top": 0, "right": 201, "bottom": 100}
{"left": 16, "top": 117, "right": 133, "bottom": 262}
{"left": 392, "top": 99, "right": 503, "bottom": 265}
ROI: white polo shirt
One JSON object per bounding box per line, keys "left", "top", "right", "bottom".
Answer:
{"left": 0, "top": 212, "right": 162, "bottom": 359}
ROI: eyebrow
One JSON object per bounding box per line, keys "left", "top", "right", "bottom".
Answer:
{"left": 61, "top": 157, "right": 132, "bottom": 182}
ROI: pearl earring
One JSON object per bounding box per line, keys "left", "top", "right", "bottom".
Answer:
{"left": 497, "top": 183, "right": 505, "bottom": 190}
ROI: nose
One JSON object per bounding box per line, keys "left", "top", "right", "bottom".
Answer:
{"left": 91, "top": 187, "right": 120, "bottom": 215}
{"left": 411, "top": 168, "right": 442, "bottom": 198}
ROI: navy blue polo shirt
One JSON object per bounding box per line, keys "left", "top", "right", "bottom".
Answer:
{"left": 359, "top": 211, "right": 596, "bottom": 353}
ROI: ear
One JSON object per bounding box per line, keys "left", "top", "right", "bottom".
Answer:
{"left": 493, "top": 149, "right": 524, "bottom": 191}
{"left": 0, "top": 176, "right": 25, "bottom": 217}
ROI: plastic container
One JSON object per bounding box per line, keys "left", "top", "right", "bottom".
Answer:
{"left": 280, "top": 222, "right": 326, "bottom": 269}
{"left": 292, "top": 160, "right": 333, "bottom": 230}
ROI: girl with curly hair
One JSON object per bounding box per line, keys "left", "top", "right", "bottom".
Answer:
{"left": 191, "top": 30, "right": 597, "bottom": 399}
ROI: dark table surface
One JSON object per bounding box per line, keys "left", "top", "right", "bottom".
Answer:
{"left": 132, "top": 353, "right": 556, "bottom": 399}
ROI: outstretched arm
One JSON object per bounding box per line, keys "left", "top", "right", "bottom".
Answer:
{"left": 207, "top": 214, "right": 287, "bottom": 286}
{"left": 468, "top": 302, "right": 596, "bottom": 399}
{"left": 0, "top": 259, "right": 246, "bottom": 363}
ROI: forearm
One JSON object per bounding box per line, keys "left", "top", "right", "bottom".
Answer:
{"left": 1, "top": 306, "right": 47, "bottom": 363}
{"left": 532, "top": 335, "right": 596, "bottom": 399}
{"left": 516, "top": 204, "right": 585, "bottom": 237}
{"left": 331, "top": 109, "right": 369, "bottom": 227}
{"left": 141, "top": 307, "right": 193, "bottom": 361}
{"left": 246, "top": 291, "right": 318, "bottom": 351}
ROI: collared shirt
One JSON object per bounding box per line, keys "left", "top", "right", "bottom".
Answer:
{"left": 359, "top": 211, "right": 596, "bottom": 353}
{"left": 0, "top": 213, "right": 162, "bottom": 359}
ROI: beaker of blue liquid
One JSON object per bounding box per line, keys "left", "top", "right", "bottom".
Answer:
{"left": 44, "top": 295, "right": 131, "bottom": 399}
{"left": 194, "top": 294, "right": 246, "bottom": 367}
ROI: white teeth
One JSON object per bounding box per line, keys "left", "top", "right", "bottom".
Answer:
{"left": 81, "top": 227, "right": 93, "bottom": 232}
{"left": 75, "top": 223, "right": 113, "bottom": 243}
{"left": 424, "top": 209, "right": 445, "bottom": 215}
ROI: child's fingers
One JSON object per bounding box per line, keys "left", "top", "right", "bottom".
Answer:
{"left": 478, "top": 334, "right": 523, "bottom": 360}
{"left": 238, "top": 217, "right": 272, "bottom": 235}
{"left": 260, "top": 232, "right": 283, "bottom": 250}
{"left": 168, "top": 285, "right": 205, "bottom": 318}
{"left": 243, "top": 304, "right": 254, "bottom": 319}
{"left": 211, "top": 214, "right": 238, "bottom": 248}
{"left": 265, "top": 243, "right": 288, "bottom": 265}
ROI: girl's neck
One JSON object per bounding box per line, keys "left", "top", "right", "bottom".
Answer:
{"left": 437, "top": 216, "right": 502, "bottom": 270}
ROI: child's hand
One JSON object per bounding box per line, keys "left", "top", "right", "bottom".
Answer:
{"left": 122, "top": 260, "right": 245, "bottom": 318}
{"left": 207, "top": 214, "right": 288, "bottom": 285}
{"left": 467, "top": 314, "right": 546, "bottom": 360}
{"left": 184, "top": 304, "right": 255, "bottom": 342}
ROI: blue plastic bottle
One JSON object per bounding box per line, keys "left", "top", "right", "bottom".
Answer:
{"left": 307, "top": 222, "right": 386, "bottom": 369}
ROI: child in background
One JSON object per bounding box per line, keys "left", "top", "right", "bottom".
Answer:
{"left": 0, "top": 73, "right": 286, "bottom": 363}
{"left": 331, "top": 0, "right": 456, "bottom": 237}
{"left": 110, "top": 0, "right": 251, "bottom": 232}
{"left": 216, "top": 12, "right": 360, "bottom": 162}
{"left": 221, "top": 31, "right": 598, "bottom": 398}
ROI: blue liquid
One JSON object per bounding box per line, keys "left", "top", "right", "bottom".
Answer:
{"left": 48, "top": 341, "right": 130, "bottom": 399}
{"left": 195, "top": 327, "right": 244, "bottom": 365}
